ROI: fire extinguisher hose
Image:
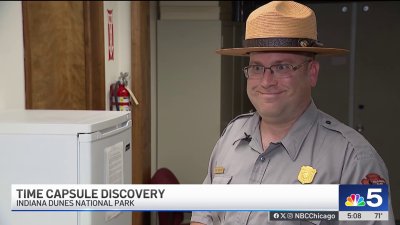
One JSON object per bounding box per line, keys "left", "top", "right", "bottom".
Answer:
{"left": 114, "top": 81, "right": 120, "bottom": 111}
{"left": 125, "top": 86, "right": 139, "bottom": 106}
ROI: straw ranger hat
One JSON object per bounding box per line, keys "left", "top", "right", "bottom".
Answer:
{"left": 217, "top": 1, "right": 348, "bottom": 56}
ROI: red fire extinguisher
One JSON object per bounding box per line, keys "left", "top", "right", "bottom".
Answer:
{"left": 110, "top": 72, "right": 139, "bottom": 111}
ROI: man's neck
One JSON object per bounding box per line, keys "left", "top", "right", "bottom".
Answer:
{"left": 259, "top": 101, "right": 311, "bottom": 150}
{"left": 259, "top": 116, "right": 298, "bottom": 149}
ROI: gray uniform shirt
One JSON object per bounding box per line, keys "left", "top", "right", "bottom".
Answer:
{"left": 191, "top": 102, "right": 395, "bottom": 225}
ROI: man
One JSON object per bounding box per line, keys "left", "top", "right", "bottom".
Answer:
{"left": 191, "top": 1, "right": 395, "bottom": 225}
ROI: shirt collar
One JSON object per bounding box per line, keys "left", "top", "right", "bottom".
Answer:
{"left": 231, "top": 101, "right": 319, "bottom": 158}
{"left": 281, "top": 101, "right": 319, "bottom": 161}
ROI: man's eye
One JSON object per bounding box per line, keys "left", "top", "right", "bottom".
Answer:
{"left": 274, "top": 64, "right": 291, "bottom": 71}
{"left": 252, "top": 66, "right": 264, "bottom": 73}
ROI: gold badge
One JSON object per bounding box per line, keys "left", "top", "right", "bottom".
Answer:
{"left": 298, "top": 166, "right": 317, "bottom": 184}
{"left": 214, "top": 166, "right": 225, "bottom": 174}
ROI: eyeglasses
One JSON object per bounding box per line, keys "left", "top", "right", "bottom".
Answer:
{"left": 243, "top": 59, "right": 312, "bottom": 79}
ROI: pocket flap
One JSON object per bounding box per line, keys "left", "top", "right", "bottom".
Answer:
{"left": 212, "top": 175, "right": 232, "bottom": 184}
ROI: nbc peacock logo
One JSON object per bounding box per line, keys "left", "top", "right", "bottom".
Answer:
{"left": 345, "top": 194, "right": 366, "bottom": 207}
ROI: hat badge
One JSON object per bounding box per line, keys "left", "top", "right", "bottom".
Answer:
{"left": 299, "top": 39, "right": 309, "bottom": 47}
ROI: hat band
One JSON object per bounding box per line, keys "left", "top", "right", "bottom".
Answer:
{"left": 244, "top": 38, "right": 323, "bottom": 48}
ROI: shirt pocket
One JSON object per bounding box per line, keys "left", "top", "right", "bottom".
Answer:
{"left": 212, "top": 175, "right": 232, "bottom": 184}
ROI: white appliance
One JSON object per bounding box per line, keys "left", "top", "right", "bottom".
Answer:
{"left": 0, "top": 110, "right": 132, "bottom": 225}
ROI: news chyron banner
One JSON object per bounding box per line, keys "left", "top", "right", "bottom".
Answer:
{"left": 11, "top": 184, "right": 388, "bottom": 222}
{"left": 338, "top": 185, "right": 388, "bottom": 221}
{"left": 269, "top": 184, "right": 389, "bottom": 222}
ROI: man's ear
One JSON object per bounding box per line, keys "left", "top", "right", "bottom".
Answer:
{"left": 309, "top": 60, "right": 319, "bottom": 87}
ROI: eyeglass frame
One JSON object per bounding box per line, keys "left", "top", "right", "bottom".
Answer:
{"left": 243, "top": 59, "right": 313, "bottom": 79}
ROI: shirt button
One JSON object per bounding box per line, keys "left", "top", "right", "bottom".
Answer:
{"left": 260, "top": 156, "right": 266, "bottom": 162}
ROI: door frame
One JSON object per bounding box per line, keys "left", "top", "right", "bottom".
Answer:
{"left": 131, "top": 2, "right": 151, "bottom": 225}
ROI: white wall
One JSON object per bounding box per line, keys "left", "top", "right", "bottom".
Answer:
{"left": 0, "top": 1, "right": 25, "bottom": 110}
{"left": 104, "top": 1, "right": 131, "bottom": 110}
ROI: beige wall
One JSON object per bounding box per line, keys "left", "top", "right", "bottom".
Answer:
{"left": 156, "top": 20, "right": 221, "bottom": 184}
{"left": 155, "top": 1, "right": 222, "bottom": 185}
{"left": 0, "top": 1, "right": 25, "bottom": 110}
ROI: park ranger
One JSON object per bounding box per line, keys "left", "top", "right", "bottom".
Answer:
{"left": 190, "top": 1, "right": 395, "bottom": 225}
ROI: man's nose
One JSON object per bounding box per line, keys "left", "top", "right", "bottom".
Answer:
{"left": 260, "top": 69, "right": 277, "bottom": 85}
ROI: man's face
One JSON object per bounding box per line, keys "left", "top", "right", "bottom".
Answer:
{"left": 246, "top": 52, "right": 319, "bottom": 123}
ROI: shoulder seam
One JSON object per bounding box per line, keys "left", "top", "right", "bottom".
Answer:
{"left": 220, "top": 112, "right": 255, "bottom": 137}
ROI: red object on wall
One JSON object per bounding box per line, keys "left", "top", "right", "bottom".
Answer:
{"left": 107, "top": 9, "right": 114, "bottom": 61}
{"left": 116, "top": 82, "right": 130, "bottom": 111}
{"left": 109, "top": 82, "right": 131, "bottom": 111}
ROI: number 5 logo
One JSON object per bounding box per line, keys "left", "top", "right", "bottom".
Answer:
{"left": 366, "top": 188, "right": 382, "bottom": 207}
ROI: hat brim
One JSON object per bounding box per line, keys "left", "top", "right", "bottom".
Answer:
{"left": 216, "top": 47, "right": 349, "bottom": 56}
